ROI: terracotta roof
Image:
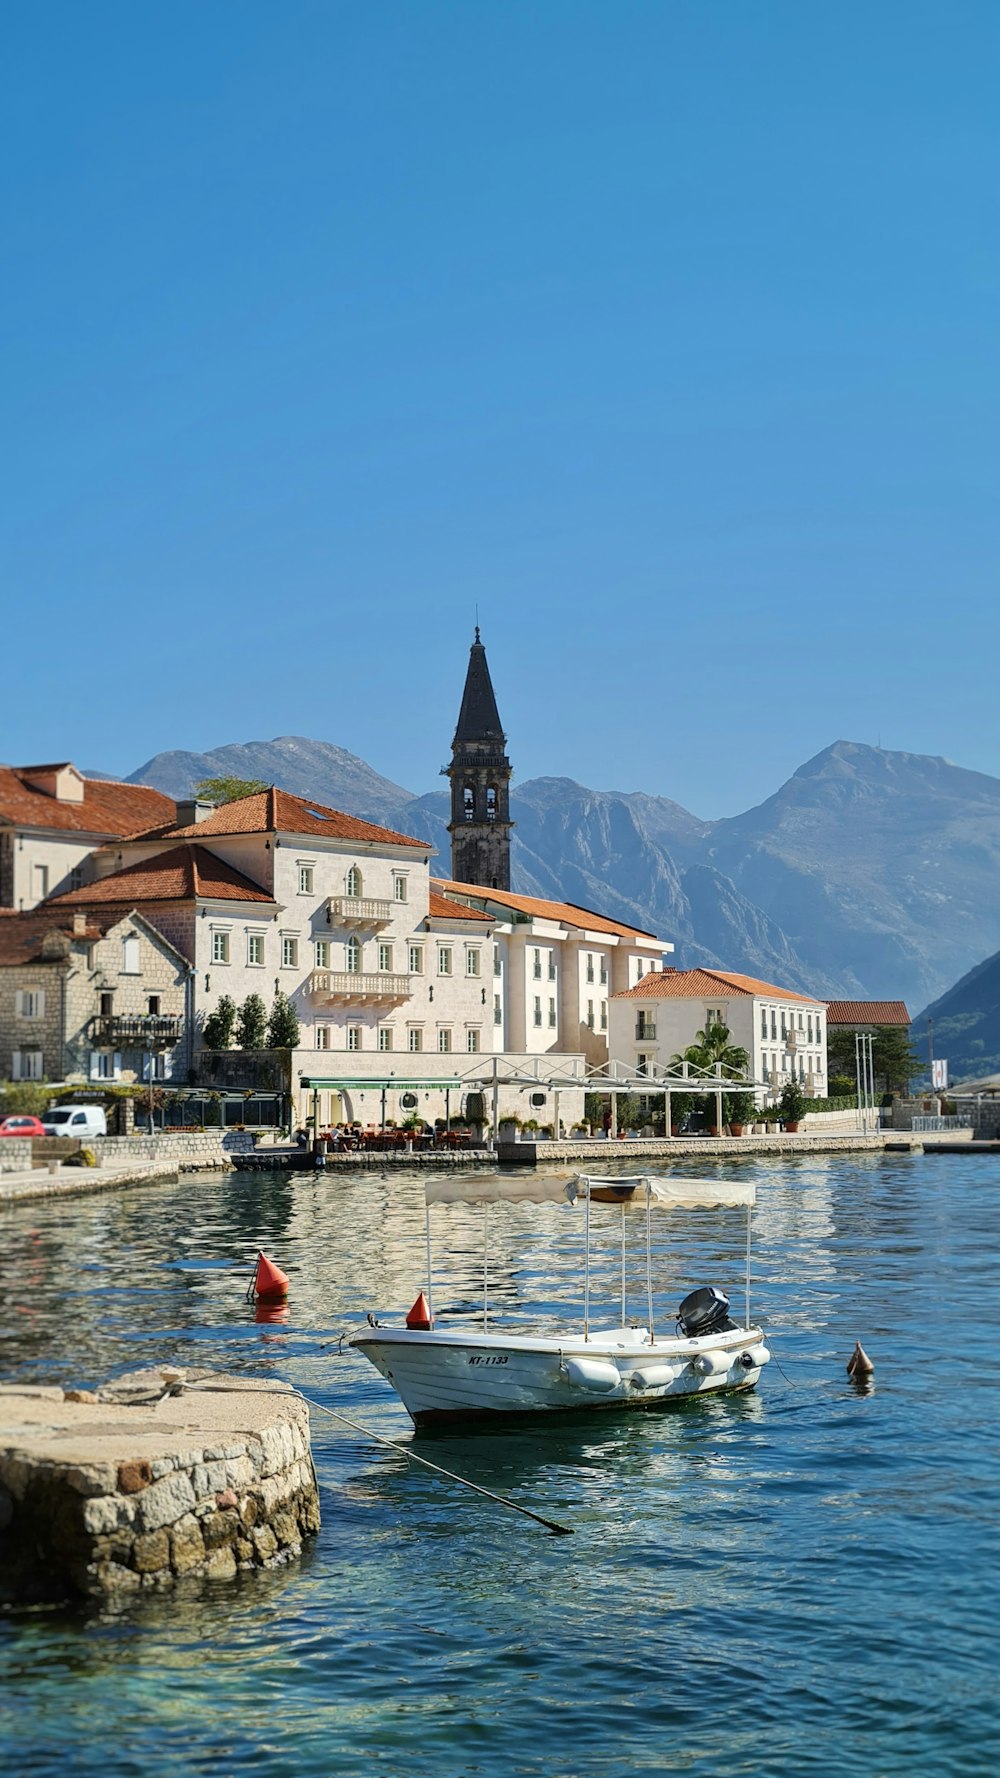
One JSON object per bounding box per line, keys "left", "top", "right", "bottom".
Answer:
{"left": 0, "top": 766, "right": 175, "bottom": 838}
{"left": 825, "top": 1000, "right": 911, "bottom": 1027}
{"left": 433, "top": 879, "right": 659, "bottom": 941}
{"left": 614, "top": 967, "right": 819, "bottom": 1004}
{"left": 130, "top": 786, "right": 428, "bottom": 849}
{"left": 0, "top": 909, "right": 114, "bottom": 966}
{"left": 427, "top": 890, "right": 494, "bottom": 924}
{"left": 45, "top": 845, "right": 274, "bottom": 907}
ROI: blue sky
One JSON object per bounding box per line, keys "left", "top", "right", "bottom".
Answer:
{"left": 3, "top": 3, "right": 998, "bottom": 816}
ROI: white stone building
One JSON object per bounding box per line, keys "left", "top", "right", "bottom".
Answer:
{"left": 0, "top": 762, "right": 173, "bottom": 910}
{"left": 433, "top": 881, "right": 670, "bottom": 1066}
{"left": 609, "top": 967, "right": 828, "bottom": 1098}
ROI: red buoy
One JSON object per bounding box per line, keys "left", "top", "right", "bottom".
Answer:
{"left": 254, "top": 1252, "right": 290, "bottom": 1303}
{"left": 405, "top": 1291, "right": 434, "bottom": 1330}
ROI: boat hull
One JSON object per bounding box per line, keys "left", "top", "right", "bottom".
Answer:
{"left": 351, "top": 1325, "right": 770, "bottom": 1426}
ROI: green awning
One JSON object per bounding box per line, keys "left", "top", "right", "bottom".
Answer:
{"left": 298, "top": 1077, "right": 465, "bottom": 1091}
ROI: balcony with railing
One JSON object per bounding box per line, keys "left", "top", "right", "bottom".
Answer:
{"left": 326, "top": 895, "right": 392, "bottom": 929}
{"left": 307, "top": 969, "right": 411, "bottom": 1006}
{"left": 634, "top": 1020, "right": 657, "bottom": 1041}
{"left": 92, "top": 1014, "right": 185, "bottom": 1048}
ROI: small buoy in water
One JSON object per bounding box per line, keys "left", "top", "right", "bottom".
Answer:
{"left": 847, "top": 1340, "right": 874, "bottom": 1381}
{"left": 254, "top": 1252, "right": 290, "bottom": 1303}
{"left": 405, "top": 1291, "right": 434, "bottom": 1330}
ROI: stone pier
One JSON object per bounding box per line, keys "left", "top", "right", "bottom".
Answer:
{"left": 0, "top": 1368, "right": 320, "bottom": 1605}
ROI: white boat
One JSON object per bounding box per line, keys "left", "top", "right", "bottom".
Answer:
{"left": 351, "top": 1173, "right": 770, "bottom": 1427}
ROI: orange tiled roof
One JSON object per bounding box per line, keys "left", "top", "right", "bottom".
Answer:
{"left": 131, "top": 786, "right": 428, "bottom": 849}
{"left": 427, "top": 890, "right": 494, "bottom": 924}
{"left": 825, "top": 1000, "right": 911, "bottom": 1026}
{"left": 0, "top": 766, "right": 175, "bottom": 838}
{"left": 0, "top": 909, "right": 116, "bottom": 966}
{"left": 614, "top": 967, "right": 819, "bottom": 1004}
{"left": 46, "top": 845, "right": 274, "bottom": 907}
{"left": 433, "top": 879, "right": 659, "bottom": 941}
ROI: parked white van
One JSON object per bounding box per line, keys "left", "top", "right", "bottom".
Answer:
{"left": 42, "top": 1105, "right": 108, "bottom": 1139}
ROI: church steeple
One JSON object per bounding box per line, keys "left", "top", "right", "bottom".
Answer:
{"left": 447, "top": 630, "right": 513, "bottom": 889}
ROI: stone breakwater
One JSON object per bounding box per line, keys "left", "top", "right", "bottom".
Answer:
{"left": 0, "top": 1369, "right": 320, "bottom": 1606}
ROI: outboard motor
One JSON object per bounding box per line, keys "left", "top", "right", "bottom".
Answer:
{"left": 677, "top": 1285, "right": 736, "bottom": 1338}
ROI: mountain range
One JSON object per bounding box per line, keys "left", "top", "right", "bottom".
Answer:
{"left": 127, "top": 736, "right": 1000, "bottom": 1015}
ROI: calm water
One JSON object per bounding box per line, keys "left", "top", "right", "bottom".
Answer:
{"left": 1, "top": 1153, "right": 998, "bottom": 1777}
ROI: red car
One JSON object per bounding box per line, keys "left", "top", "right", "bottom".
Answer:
{"left": 0, "top": 1115, "right": 47, "bottom": 1138}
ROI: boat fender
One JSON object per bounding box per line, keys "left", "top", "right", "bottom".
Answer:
{"left": 564, "top": 1356, "right": 622, "bottom": 1393}
{"left": 692, "top": 1350, "right": 731, "bottom": 1376}
{"left": 747, "top": 1343, "right": 770, "bottom": 1367}
{"left": 630, "top": 1363, "right": 680, "bottom": 1389}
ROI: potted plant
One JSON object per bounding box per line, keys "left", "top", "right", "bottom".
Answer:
{"left": 669, "top": 1091, "right": 694, "bottom": 1136}
{"left": 725, "top": 1090, "right": 756, "bottom": 1137}
{"left": 779, "top": 1080, "right": 807, "bottom": 1132}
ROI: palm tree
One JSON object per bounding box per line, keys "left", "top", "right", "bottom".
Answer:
{"left": 672, "top": 1022, "right": 750, "bottom": 1081}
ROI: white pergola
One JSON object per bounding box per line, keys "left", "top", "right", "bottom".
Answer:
{"left": 455, "top": 1054, "right": 770, "bottom": 1141}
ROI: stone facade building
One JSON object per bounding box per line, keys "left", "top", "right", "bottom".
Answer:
{"left": 0, "top": 907, "right": 191, "bottom": 1084}
{"left": 0, "top": 762, "right": 173, "bottom": 911}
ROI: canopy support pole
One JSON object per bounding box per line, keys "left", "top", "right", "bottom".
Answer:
{"left": 621, "top": 1201, "right": 627, "bottom": 1328}
{"left": 645, "top": 1178, "right": 655, "bottom": 1343}
{"left": 665, "top": 1085, "right": 671, "bottom": 1137}
{"left": 483, "top": 1203, "right": 489, "bottom": 1329}
{"left": 584, "top": 1180, "right": 591, "bottom": 1341}
{"left": 745, "top": 1203, "right": 752, "bottom": 1329}
{"left": 424, "top": 1198, "right": 434, "bottom": 1320}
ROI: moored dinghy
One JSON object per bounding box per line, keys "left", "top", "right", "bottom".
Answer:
{"left": 351, "top": 1173, "right": 770, "bottom": 1427}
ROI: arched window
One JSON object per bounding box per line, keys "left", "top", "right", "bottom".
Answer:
{"left": 463, "top": 784, "right": 475, "bottom": 822}
{"left": 486, "top": 785, "right": 497, "bottom": 823}
{"left": 345, "top": 866, "right": 362, "bottom": 898}
{"left": 346, "top": 936, "right": 361, "bottom": 973}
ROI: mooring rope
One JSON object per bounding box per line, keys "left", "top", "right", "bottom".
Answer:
{"left": 294, "top": 1390, "right": 574, "bottom": 1537}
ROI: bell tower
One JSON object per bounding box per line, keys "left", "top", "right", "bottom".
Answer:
{"left": 447, "top": 628, "right": 513, "bottom": 889}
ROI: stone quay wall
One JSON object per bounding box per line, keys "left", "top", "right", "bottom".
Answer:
{"left": 0, "top": 1371, "right": 320, "bottom": 1606}
{"left": 0, "top": 1138, "right": 32, "bottom": 1174}
{"left": 93, "top": 1130, "right": 257, "bottom": 1169}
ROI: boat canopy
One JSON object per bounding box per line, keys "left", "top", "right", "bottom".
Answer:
{"left": 425, "top": 1174, "right": 756, "bottom": 1210}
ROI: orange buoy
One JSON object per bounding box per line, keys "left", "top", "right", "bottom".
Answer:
{"left": 405, "top": 1290, "right": 434, "bottom": 1330}
{"left": 254, "top": 1251, "right": 290, "bottom": 1303}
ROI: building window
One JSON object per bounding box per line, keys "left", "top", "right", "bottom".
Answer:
{"left": 438, "top": 946, "right": 452, "bottom": 975}
{"left": 586, "top": 955, "right": 594, "bottom": 984}
{"left": 408, "top": 1028, "right": 422, "bottom": 1053}
{"left": 211, "top": 932, "right": 229, "bottom": 966}
{"left": 99, "top": 991, "right": 114, "bottom": 1016}
{"left": 533, "top": 996, "right": 542, "bottom": 1028}
{"left": 378, "top": 1027, "right": 393, "bottom": 1052}
{"left": 69, "top": 865, "right": 84, "bottom": 891}
{"left": 122, "top": 935, "right": 141, "bottom": 973}
{"left": 637, "top": 1053, "right": 650, "bottom": 1077}
{"left": 533, "top": 949, "right": 542, "bottom": 980}
{"left": 313, "top": 939, "right": 328, "bottom": 969}
{"left": 345, "top": 866, "right": 362, "bottom": 898}
{"left": 408, "top": 944, "right": 423, "bottom": 974}
{"left": 16, "top": 989, "right": 45, "bottom": 1019}
{"left": 600, "top": 1001, "right": 607, "bottom": 1031}
{"left": 297, "top": 865, "right": 314, "bottom": 895}
{"left": 12, "top": 1048, "right": 43, "bottom": 1079}
{"left": 780, "top": 1013, "right": 788, "bottom": 1038}
{"left": 770, "top": 1012, "right": 777, "bottom": 1039}
{"left": 636, "top": 960, "right": 645, "bottom": 980}
{"left": 493, "top": 946, "right": 501, "bottom": 977}
{"left": 32, "top": 863, "right": 49, "bottom": 901}
{"left": 599, "top": 960, "right": 607, "bottom": 985}
{"left": 248, "top": 934, "right": 265, "bottom": 966}
{"left": 807, "top": 1014, "right": 814, "bottom": 1041}
{"left": 761, "top": 1009, "right": 768, "bottom": 1038}
{"left": 707, "top": 1006, "right": 723, "bottom": 1027}
{"left": 438, "top": 1029, "right": 452, "bottom": 1053}
{"left": 316, "top": 1025, "right": 330, "bottom": 1050}
{"left": 494, "top": 994, "right": 502, "bottom": 1026}
{"left": 587, "top": 999, "right": 595, "bottom": 1030}
{"left": 548, "top": 958, "right": 557, "bottom": 981}
{"left": 467, "top": 1029, "right": 480, "bottom": 1053}
{"left": 485, "top": 785, "right": 497, "bottom": 823}
{"left": 463, "top": 784, "right": 475, "bottom": 822}
{"left": 346, "top": 937, "right": 361, "bottom": 973}
{"left": 90, "top": 1051, "right": 117, "bottom": 1081}
{"left": 548, "top": 998, "right": 556, "bottom": 1028}
{"left": 378, "top": 942, "right": 394, "bottom": 973}
{"left": 347, "top": 1026, "right": 361, "bottom": 1052}
{"left": 147, "top": 995, "right": 160, "bottom": 1016}
{"left": 393, "top": 875, "right": 407, "bottom": 902}
{"left": 281, "top": 937, "right": 299, "bottom": 968}
{"left": 466, "top": 949, "right": 480, "bottom": 977}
